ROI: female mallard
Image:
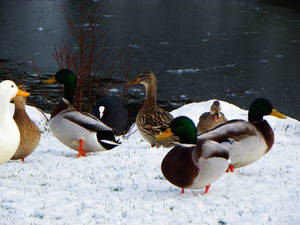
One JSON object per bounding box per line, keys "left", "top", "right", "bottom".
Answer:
{"left": 157, "top": 116, "right": 230, "bottom": 194}
{"left": 198, "top": 98, "right": 286, "bottom": 172}
{"left": 11, "top": 85, "right": 40, "bottom": 162}
{"left": 197, "top": 100, "right": 227, "bottom": 134}
{"left": 44, "top": 69, "right": 120, "bottom": 157}
{"left": 0, "top": 80, "right": 30, "bottom": 165}
{"left": 127, "top": 72, "right": 176, "bottom": 148}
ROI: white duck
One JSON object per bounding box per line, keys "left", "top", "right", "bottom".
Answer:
{"left": 0, "top": 80, "right": 30, "bottom": 165}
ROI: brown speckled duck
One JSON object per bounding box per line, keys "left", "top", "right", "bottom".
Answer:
{"left": 127, "top": 72, "right": 176, "bottom": 148}
{"left": 157, "top": 116, "right": 230, "bottom": 194}
{"left": 11, "top": 85, "right": 40, "bottom": 162}
{"left": 197, "top": 100, "right": 227, "bottom": 134}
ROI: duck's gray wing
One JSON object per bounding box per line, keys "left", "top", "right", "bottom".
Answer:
{"left": 197, "top": 119, "right": 256, "bottom": 143}
{"left": 63, "top": 110, "right": 113, "bottom": 132}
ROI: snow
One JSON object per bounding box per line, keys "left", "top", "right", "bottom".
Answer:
{"left": 1, "top": 100, "right": 300, "bottom": 225}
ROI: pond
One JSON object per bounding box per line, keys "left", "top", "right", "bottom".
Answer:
{"left": 0, "top": 0, "right": 300, "bottom": 120}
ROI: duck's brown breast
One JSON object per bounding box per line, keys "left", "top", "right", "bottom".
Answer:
{"left": 161, "top": 146, "right": 199, "bottom": 188}
{"left": 12, "top": 107, "right": 40, "bottom": 160}
{"left": 252, "top": 120, "right": 274, "bottom": 153}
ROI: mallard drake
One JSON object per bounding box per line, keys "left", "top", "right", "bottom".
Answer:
{"left": 11, "top": 85, "right": 40, "bottom": 162}
{"left": 44, "top": 69, "right": 120, "bottom": 157}
{"left": 0, "top": 80, "right": 30, "bottom": 165}
{"left": 197, "top": 100, "right": 227, "bottom": 134}
{"left": 92, "top": 96, "right": 129, "bottom": 135}
{"left": 157, "top": 116, "right": 230, "bottom": 194}
{"left": 127, "top": 71, "right": 176, "bottom": 147}
{"left": 198, "top": 98, "right": 286, "bottom": 172}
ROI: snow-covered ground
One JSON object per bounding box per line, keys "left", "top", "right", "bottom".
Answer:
{"left": 1, "top": 100, "right": 300, "bottom": 225}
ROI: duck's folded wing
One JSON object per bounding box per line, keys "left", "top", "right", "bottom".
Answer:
{"left": 197, "top": 140, "right": 230, "bottom": 160}
{"left": 197, "top": 119, "right": 256, "bottom": 142}
{"left": 143, "top": 109, "right": 174, "bottom": 132}
{"left": 63, "top": 111, "right": 113, "bottom": 132}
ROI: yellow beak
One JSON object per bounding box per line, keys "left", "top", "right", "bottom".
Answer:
{"left": 44, "top": 76, "right": 57, "bottom": 84}
{"left": 156, "top": 128, "right": 174, "bottom": 140}
{"left": 16, "top": 89, "right": 30, "bottom": 97}
{"left": 270, "top": 109, "right": 286, "bottom": 119}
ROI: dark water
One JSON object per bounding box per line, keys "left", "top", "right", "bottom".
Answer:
{"left": 1, "top": 0, "right": 300, "bottom": 120}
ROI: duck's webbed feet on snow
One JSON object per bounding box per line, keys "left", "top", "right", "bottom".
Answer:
{"left": 226, "top": 165, "right": 234, "bottom": 173}
{"left": 204, "top": 184, "right": 211, "bottom": 194}
{"left": 77, "top": 139, "right": 86, "bottom": 158}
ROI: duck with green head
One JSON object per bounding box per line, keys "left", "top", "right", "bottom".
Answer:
{"left": 157, "top": 116, "right": 230, "bottom": 194}
{"left": 198, "top": 98, "right": 286, "bottom": 172}
{"left": 44, "top": 69, "right": 120, "bottom": 157}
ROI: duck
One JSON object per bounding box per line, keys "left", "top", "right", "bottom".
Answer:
{"left": 0, "top": 80, "right": 30, "bottom": 165}
{"left": 157, "top": 116, "right": 230, "bottom": 194}
{"left": 44, "top": 69, "right": 120, "bottom": 157}
{"left": 11, "top": 84, "right": 40, "bottom": 162}
{"left": 198, "top": 98, "right": 286, "bottom": 172}
{"left": 197, "top": 100, "right": 227, "bottom": 134}
{"left": 127, "top": 71, "right": 176, "bottom": 148}
{"left": 92, "top": 96, "right": 129, "bottom": 135}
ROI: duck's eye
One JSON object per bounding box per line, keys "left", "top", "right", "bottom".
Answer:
{"left": 11, "top": 85, "right": 14, "bottom": 88}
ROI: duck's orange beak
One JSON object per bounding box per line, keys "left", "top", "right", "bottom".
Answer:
{"left": 16, "top": 89, "right": 30, "bottom": 97}
{"left": 127, "top": 80, "right": 140, "bottom": 86}
{"left": 156, "top": 128, "right": 174, "bottom": 140}
{"left": 44, "top": 76, "right": 57, "bottom": 84}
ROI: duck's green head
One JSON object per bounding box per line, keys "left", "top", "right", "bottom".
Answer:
{"left": 54, "top": 69, "right": 77, "bottom": 86}
{"left": 157, "top": 116, "right": 197, "bottom": 144}
{"left": 45, "top": 69, "right": 77, "bottom": 103}
{"left": 248, "top": 98, "right": 286, "bottom": 122}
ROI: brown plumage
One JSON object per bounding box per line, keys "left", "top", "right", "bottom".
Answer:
{"left": 127, "top": 72, "right": 176, "bottom": 147}
{"left": 11, "top": 86, "right": 40, "bottom": 162}
{"left": 197, "top": 100, "right": 227, "bottom": 134}
{"left": 161, "top": 145, "right": 199, "bottom": 188}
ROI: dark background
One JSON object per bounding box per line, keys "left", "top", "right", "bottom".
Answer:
{"left": 1, "top": 0, "right": 300, "bottom": 119}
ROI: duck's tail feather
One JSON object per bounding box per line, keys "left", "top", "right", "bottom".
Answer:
{"left": 97, "top": 130, "right": 120, "bottom": 150}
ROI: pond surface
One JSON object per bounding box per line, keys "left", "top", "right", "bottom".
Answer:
{"left": 1, "top": 0, "right": 300, "bottom": 120}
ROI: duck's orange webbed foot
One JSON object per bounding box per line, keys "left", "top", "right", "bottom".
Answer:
{"left": 226, "top": 165, "right": 234, "bottom": 173}
{"left": 204, "top": 184, "right": 211, "bottom": 194}
{"left": 77, "top": 139, "right": 87, "bottom": 158}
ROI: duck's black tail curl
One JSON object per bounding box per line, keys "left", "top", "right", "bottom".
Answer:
{"left": 97, "top": 130, "right": 120, "bottom": 150}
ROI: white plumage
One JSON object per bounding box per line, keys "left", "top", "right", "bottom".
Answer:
{"left": 0, "top": 80, "right": 29, "bottom": 165}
